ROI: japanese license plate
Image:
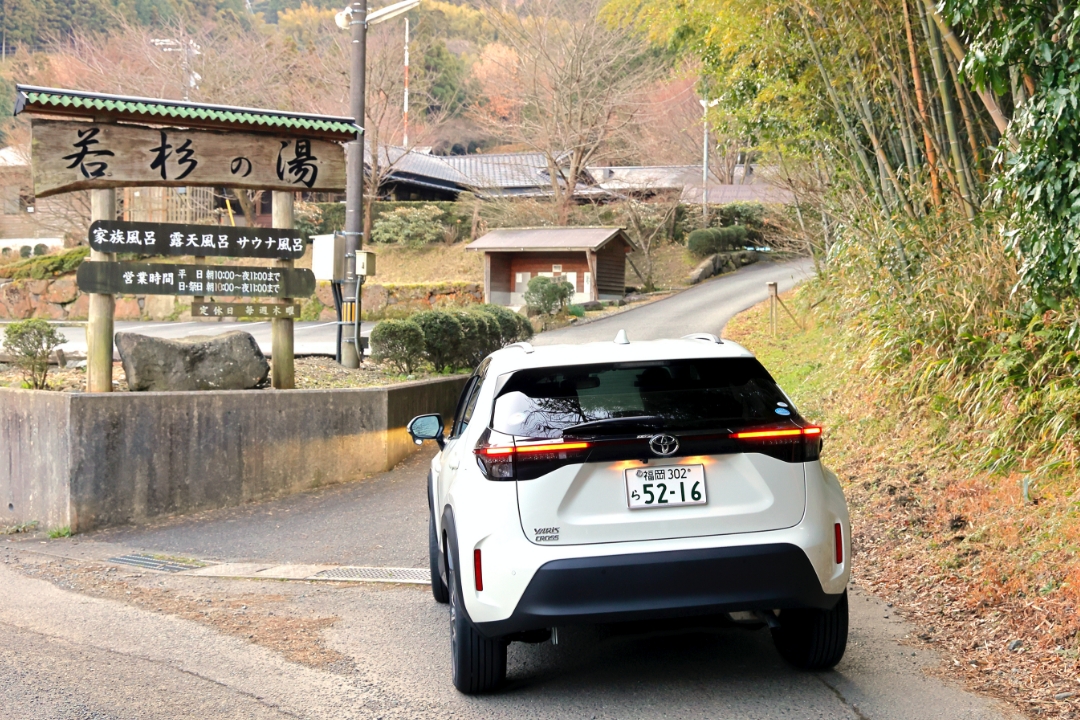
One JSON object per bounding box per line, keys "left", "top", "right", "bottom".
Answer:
{"left": 625, "top": 465, "right": 707, "bottom": 509}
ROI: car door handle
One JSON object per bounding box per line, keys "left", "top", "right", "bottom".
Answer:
{"left": 448, "top": 457, "right": 460, "bottom": 470}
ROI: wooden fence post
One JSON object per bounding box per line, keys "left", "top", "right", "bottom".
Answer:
{"left": 86, "top": 187, "right": 116, "bottom": 392}
{"left": 271, "top": 191, "right": 295, "bottom": 389}
{"left": 768, "top": 281, "right": 778, "bottom": 337}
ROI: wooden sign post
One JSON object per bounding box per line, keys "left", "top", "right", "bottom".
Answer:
{"left": 15, "top": 85, "right": 357, "bottom": 392}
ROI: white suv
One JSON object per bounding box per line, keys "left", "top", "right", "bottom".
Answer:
{"left": 408, "top": 332, "right": 850, "bottom": 694}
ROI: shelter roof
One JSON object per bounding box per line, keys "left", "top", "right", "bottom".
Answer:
{"left": 466, "top": 227, "right": 634, "bottom": 253}
{"left": 14, "top": 85, "right": 360, "bottom": 142}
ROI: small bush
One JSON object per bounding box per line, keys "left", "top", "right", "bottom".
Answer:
{"left": 3, "top": 318, "right": 64, "bottom": 389}
{"left": 293, "top": 200, "right": 323, "bottom": 240}
{"left": 687, "top": 226, "right": 749, "bottom": 257}
{"left": 1, "top": 247, "right": 10, "bottom": 257}
{"left": 370, "top": 319, "right": 425, "bottom": 373}
{"left": 473, "top": 304, "right": 522, "bottom": 345}
{"left": 19, "top": 245, "right": 30, "bottom": 258}
{"left": 513, "top": 311, "right": 534, "bottom": 341}
{"left": 524, "top": 276, "right": 575, "bottom": 315}
{"left": 371, "top": 205, "right": 445, "bottom": 248}
{"left": 32, "top": 244, "right": 47, "bottom": 256}
{"left": 466, "top": 309, "right": 501, "bottom": 363}
{"left": 568, "top": 304, "right": 585, "bottom": 317}
{"left": 0, "top": 247, "right": 90, "bottom": 280}
{"left": 412, "top": 310, "right": 465, "bottom": 371}
{"left": 713, "top": 202, "right": 765, "bottom": 229}
{"left": 450, "top": 310, "right": 482, "bottom": 368}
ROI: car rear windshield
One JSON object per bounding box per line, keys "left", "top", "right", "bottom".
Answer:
{"left": 492, "top": 358, "right": 798, "bottom": 439}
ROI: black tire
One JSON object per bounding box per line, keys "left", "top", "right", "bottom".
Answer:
{"left": 448, "top": 538, "right": 506, "bottom": 694}
{"left": 429, "top": 511, "right": 449, "bottom": 604}
{"left": 771, "top": 590, "right": 849, "bottom": 670}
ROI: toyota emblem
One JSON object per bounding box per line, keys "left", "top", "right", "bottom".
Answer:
{"left": 648, "top": 434, "right": 679, "bottom": 457}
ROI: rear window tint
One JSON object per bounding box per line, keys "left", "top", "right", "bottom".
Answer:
{"left": 493, "top": 358, "right": 797, "bottom": 438}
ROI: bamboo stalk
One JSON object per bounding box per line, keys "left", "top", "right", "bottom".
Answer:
{"left": 903, "top": 0, "right": 941, "bottom": 206}
{"left": 925, "top": 9, "right": 975, "bottom": 218}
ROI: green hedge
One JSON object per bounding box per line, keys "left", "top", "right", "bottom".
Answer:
{"left": 687, "top": 226, "right": 749, "bottom": 257}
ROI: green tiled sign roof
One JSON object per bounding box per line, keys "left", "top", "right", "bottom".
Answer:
{"left": 14, "top": 85, "right": 360, "bottom": 141}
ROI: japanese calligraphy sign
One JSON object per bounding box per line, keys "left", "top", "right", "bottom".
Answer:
{"left": 88, "top": 221, "right": 306, "bottom": 260}
{"left": 191, "top": 302, "right": 301, "bottom": 319}
{"left": 31, "top": 119, "right": 346, "bottom": 198}
{"left": 76, "top": 262, "right": 316, "bottom": 298}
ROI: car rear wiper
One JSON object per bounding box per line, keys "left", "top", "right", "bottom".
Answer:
{"left": 561, "top": 415, "right": 665, "bottom": 435}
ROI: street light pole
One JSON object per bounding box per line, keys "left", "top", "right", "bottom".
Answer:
{"left": 340, "top": 0, "right": 368, "bottom": 368}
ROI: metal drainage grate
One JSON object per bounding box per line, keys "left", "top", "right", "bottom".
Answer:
{"left": 108, "top": 554, "right": 205, "bottom": 573}
{"left": 313, "top": 566, "right": 430, "bottom": 584}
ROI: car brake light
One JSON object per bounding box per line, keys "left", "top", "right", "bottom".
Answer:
{"left": 474, "top": 549, "right": 483, "bottom": 591}
{"left": 834, "top": 523, "right": 843, "bottom": 564}
{"left": 731, "top": 425, "right": 823, "bottom": 462}
{"left": 475, "top": 436, "right": 592, "bottom": 481}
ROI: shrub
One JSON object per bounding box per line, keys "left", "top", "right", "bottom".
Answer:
{"left": 3, "top": 319, "right": 63, "bottom": 389}
{"left": 19, "top": 245, "right": 30, "bottom": 258}
{"left": 513, "top": 311, "right": 534, "bottom": 341}
{"left": 370, "top": 319, "right": 425, "bottom": 373}
{"left": 713, "top": 202, "right": 765, "bottom": 229}
{"left": 293, "top": 200, "right": 323, "bottom": 240}
{"left": 449, "top": 310, "right": 481, "bottom": 368}
{"left": 1, "top": 247, "right": 9, "bottom": 257}
{"left": 523, "top": 276, "right": 575, "bottom": 314}
{"left": 370, "top": 205, "right": 445, "bottom": 248}
{"left": 412, "top": 310, "right": 465, "bottom": 371}
{"left": 473, "top": 304, "right": 522, "bottom": 345}
{"left": 32, "top": 244, "right": 47, "bottom": 256}
{"left": 0, "top": 247, "right": 90, "bottom": 280}
{"left": 465, "top": 309, "right": 501, "bottom": 362}
{"left": 568, "top": 304, "right": 585, "bottom": 317}
{"left": 687, "top": 226, "right": 749, "bottom": 257}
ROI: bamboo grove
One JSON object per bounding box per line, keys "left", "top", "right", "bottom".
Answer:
{"left": 606, "top": 0, "right": 1080, "bottom": 474}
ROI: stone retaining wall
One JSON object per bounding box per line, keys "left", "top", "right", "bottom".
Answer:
{"left": 0, "top": 376, "right": 467, "bottom": 533}
{"left": 0, "top": 274, "right": 484, "bottom": 321}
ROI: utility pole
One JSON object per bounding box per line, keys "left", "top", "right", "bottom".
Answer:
{"left": 336, "top": 0, "right": 418, "bottom": 367}
{"left": 340, "top": 0, "right": 368, "bottom": 368}
{"left": 403, "top": 18, "right": 410, "bottom": 148}
{"left": 700, "top": 98, "right": 719, "bottom": 223}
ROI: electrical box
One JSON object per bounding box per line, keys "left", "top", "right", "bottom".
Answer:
{"left": 357, "top": 251, "right": 376, "bottom": 277}
{"left": 311, "top": 233, "right": 344, "bottom": 282}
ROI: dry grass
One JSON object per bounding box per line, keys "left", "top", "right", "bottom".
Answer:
{"left": 366, "top": 242, "right": 484, "bottom": 284}
{"left": 725, "top": 293, "right": 1080, "bottom": 719}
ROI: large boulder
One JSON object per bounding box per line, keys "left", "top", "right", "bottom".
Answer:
{"left": 116, "top": 331, "right": 270, "bottom": 391}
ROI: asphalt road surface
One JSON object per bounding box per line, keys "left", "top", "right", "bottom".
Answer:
{"left": 0, "top": 259, "right": 1019, "bottom": 719}
{"left": 534, "top": 257, "right": 816, "bottom": 344}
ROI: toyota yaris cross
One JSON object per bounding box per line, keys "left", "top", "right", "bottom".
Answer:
{"left": 408, "top": 332, "right": 850, "bottom": 694}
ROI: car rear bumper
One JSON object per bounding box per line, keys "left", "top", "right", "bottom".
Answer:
{"left": 474, "top": 542, "right": 843, "bottom": 637}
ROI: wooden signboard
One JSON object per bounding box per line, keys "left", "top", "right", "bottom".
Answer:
{"left": 89, "top": 220, "right": 306, "bottom": 260}
{"left": 192, "top": 301, "right": 302, "bottom": 319}
{"left": 76, "top": 261, "right": 316, "bottom": 298}
{"left": 32, "top": 118, "right": 346, "bottom": 198}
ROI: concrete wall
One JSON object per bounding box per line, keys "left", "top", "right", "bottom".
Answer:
{"left": 0, "top": 375, "right": 469, "bottom": 533}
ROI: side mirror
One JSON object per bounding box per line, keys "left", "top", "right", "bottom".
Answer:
{"left": 407, "top": 413, "right": 445, "bottom": 449}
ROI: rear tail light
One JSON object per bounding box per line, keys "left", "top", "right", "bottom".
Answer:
{"left": 834, "top": 522, "right": 843, "bottom": 564}
{"left": 475, "top": 430, "right": 592, "bottom": 481}
{"left": 731, "top": 425, "right": 822, "bottom": 462}
{"left": 474, "top": 549, "right": 483, "bottom": 591}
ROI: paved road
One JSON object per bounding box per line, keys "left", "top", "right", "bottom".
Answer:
{"left": 10, "top": 320, "right": 376, "bottom": 359}
{"left": 0, "top": 259, "right": 1019, "bottom": 718}
{"left": 534, "top": 257, "right": 815, "bottom": 344}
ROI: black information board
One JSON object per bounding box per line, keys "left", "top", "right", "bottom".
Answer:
{"left": 76, "top": 261, "right": 315, "bottom": 298}
{"left": 192, "top": 302, "right": 302, "bottom": 319}
{"left": 88, "top": 220, "right": 306, "bottom": 260}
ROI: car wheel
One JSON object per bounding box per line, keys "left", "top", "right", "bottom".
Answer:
{"left": 429, "top": 512, "right": 449, "bottom": 604}
{"left": 771, "top": 590, "right": 849, "bottom": 670}
{"left": 448, "top": 540, "right": 506, "bottom": 694}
